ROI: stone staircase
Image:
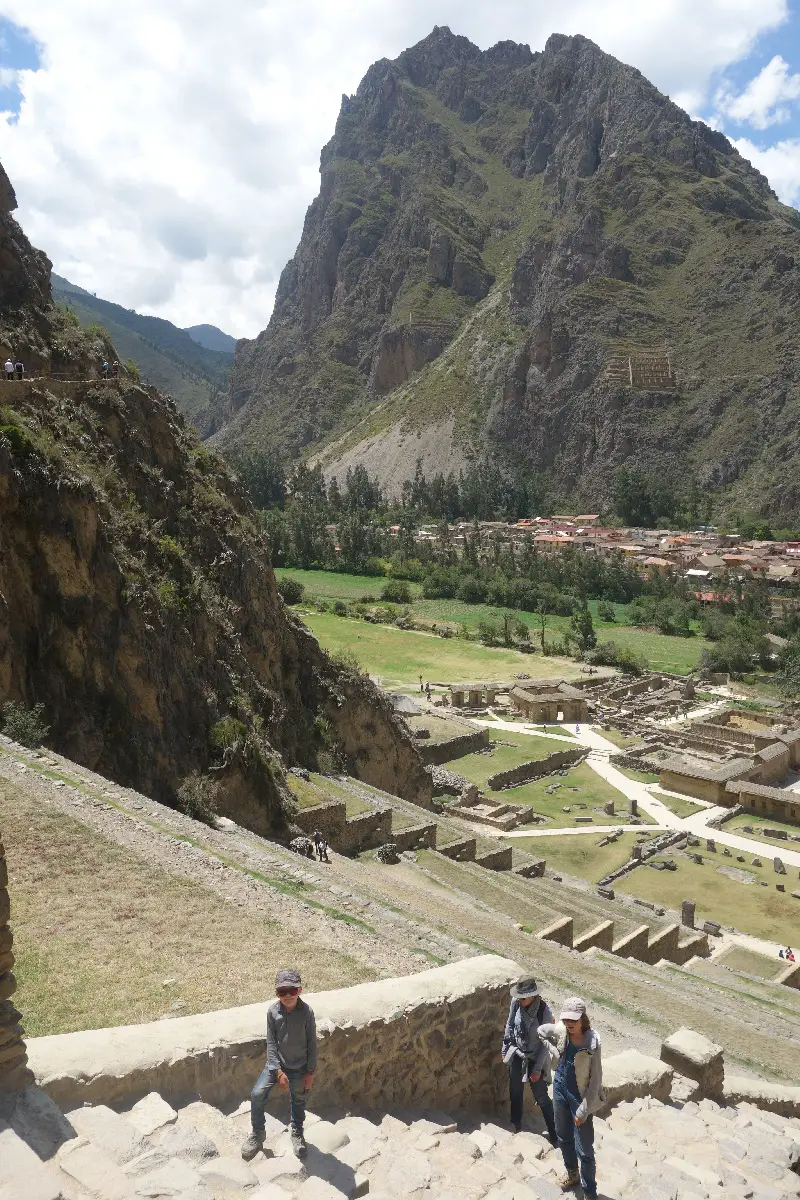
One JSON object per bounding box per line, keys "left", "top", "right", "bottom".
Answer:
{"left": 3, "top": 1085, "right": 800, "bottom": 1200}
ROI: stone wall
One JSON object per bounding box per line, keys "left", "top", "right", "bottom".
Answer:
{"left": 28, "top": 956, "right": 522, "bottom": 1111}
{"left": 419, "top": 729, "right": 490, "bottom": 766}
{"left": 292, "top": 800, "right": 392, "bottom": 854}
{"left": 487, "top": 747, "right": 586, "bottom": 790}
{"left": 0, "top": 826, "right": 32, "bottom": 1092}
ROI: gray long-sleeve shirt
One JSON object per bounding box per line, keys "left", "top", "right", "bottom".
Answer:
{"left": 266, "top": 998, "right": 317, "bottom": 1072}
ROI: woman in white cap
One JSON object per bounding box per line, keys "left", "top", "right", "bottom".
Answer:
{"left": 537, "top": 997, "right": 603, "bottom": 1198}
{"left": 501, "top": 976, "right": 557, "bottom": 1142}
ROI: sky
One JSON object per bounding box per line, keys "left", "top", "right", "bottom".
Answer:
{"left": 0, "top": 2, "right": 798, "bottom": 339}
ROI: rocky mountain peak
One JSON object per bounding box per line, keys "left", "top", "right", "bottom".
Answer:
{"left": 219, "top": 27, "right": 800, "bottom": 520}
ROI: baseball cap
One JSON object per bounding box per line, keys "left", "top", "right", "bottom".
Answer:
{"left": 560, "top": 997, "right": 587, "bottom": 1021}
{"left": 275, "top": 967, "right": 302, "bottom": 989}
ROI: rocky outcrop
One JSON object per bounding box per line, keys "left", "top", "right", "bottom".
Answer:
{"left": 218, "top": 26, "right": 800, "bottom": 519}
{"left": 0, "top": 379, "right": 430, "bottom": 827}
{"left": 0, "top": 162, "right": 430, "bottom": 829}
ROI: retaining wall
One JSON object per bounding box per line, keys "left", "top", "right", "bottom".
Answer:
{"left": 487, "top": 747, "right": 586, "bottom": 790}
{"left": 419, "top": 729, "right": 490, "bottom": 766}
{"left": 0, "top": 828, "right": 32, "bottom": 1092}
{"left": 28, "top": 957, "right": 521, "bottom": 1112}
{"left": 391, "top": 822, "right": 438, "bottom": 852}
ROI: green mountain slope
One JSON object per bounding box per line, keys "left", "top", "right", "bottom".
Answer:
{"left": 185, "top": 323, "right": 237, "bottom": 353}
{"left": 51, "top": 275, "right": 231, "bottom": 435}
{"left": 218, "top": 27, "right": 800, "bottom": 521}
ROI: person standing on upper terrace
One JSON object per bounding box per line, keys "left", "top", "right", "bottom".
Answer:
{"left": 242, "top": 967, "right": 317, "bottom": 1163}
{"left": 4, "top": 358, "right": 14, "bottom": 381}
{"left": 502, "top": 976, "right": 558, "bottom": 1143}
{"left": 14, "top": 360, "right": 23, "bottom": 380}
{"left": 538, "top": 997, "right": 604, "bottom": 1199}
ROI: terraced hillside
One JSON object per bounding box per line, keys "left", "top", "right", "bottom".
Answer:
{"left": 4, "top": 732, "right": 800, "bottom": 1085}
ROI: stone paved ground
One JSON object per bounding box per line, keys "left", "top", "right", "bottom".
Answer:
{"left": 2, "top": 1084, "right": 799, "bottom": 1200}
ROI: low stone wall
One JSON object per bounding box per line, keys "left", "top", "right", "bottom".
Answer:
{"left": 419, "top": 729, "right": 489, "bottom": 766}
{"left": 774, "top": 961, "right": 800, "bottom": 989}
{"left": 28, "top": 957, "right": 521, "bottom": 1112}
{"left": 292, "top": 800, "right": 347, "bottom": 842}
{"left": 0, "top": 828, "right": 32, "bottom": 1093}
{"left": 391, "top": 822, "right": 438, "bottom": 852}
{"left": 338, "top": 808, "right": 392, "bottom": 853}
{"left": 438, "top": 838, "right": 476, "bottom": 862}
{"left": 487, "top": 747, "right": 586, "bottom": 790}
{"left": 475, "top": 846, "right": 513, "bottom": 871}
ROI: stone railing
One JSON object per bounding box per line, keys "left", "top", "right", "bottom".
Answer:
{"left": 28, "top": 956, "right": 521, "bottom": 1111}
{"left": 0, "top": 826, "right": 32, "bottom": 1092}
{"left": 487, "top": 747, "right": 586, "bottom": 790}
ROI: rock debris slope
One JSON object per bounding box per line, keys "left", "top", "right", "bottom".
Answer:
{"left": 0, "top": 158, "right": 429, "bottom": 830}
{"left": 220, "top": 27, "right": 800, "bottom": 517}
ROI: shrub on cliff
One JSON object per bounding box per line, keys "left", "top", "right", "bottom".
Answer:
{"left": 177, "top": 771, "right": 220, "bottom": 825}
{"left": 1, "top": 701, "right": 50, "bottom": 747}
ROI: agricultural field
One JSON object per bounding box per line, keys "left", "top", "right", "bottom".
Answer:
{"left": 274, "top": 567, "right": 709, "bottom": 674}
{"left": 300, "top": 611, "right": 576, "bottom": 686}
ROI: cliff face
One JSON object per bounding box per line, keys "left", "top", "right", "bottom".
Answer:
{"left": 0, "top": 161, "right": 430, "bottom": 830}
{"left": 0, "top": 172, "right": 113, "bottom": 377}
{"left": 219, "top": 28, "right": 800, "bottom": 519}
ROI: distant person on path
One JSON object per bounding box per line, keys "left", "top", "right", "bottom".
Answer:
{"left": 538, "top": 997, "right": 604, "bottom": 1198}
{"left": 788, "top": 947, "right": 796, "bottom": 962}
{"left": 111, "top": 360, "right": 120, "bottom": 377}
{"left": 242, "top": 967, "right": 316, "bottom": 1162}
{"left": 502, "top": 976, "right": 557, "bottom": 1142}
{"left": 4, "top": 358, "right": 14, "bottom": 381}
{"left": 313, "top": 829, "right": 329, "bottom": 863}
{"left": 101, "top": 361, "right": 109, "bottom": 378}
{"left": 780, "top": 949, "right": 785, "bottom": 958}
{"left": 14, "top": 360, "right": 23, "bottom": 380}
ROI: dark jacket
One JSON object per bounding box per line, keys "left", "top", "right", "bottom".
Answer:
{"left": 266, "top": 997, "right": 317, "bottom": 1072}
{"left": 502, "top": 997, "right": 553, "bottom": 1078}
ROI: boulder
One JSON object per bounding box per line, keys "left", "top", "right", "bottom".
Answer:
{"left": 661, "top": 1028, "right": 724, "bottom": 1099}
{"left": 602, "top": 1049, "right": 673, "bottom": 1109}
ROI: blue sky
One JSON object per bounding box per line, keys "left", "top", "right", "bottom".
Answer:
{"left": 0, "top": 1, "right": 799, "bottom": 335}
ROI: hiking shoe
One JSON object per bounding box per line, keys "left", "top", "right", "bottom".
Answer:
{"left": 558, "top": 1170, "right": 580, "bottom": 1191}
{"left": 241, "top": 1132, "right": 264, "bottom": 1161}
{"left": 291, "top": 1127, "right": 308, "bottom": 1158}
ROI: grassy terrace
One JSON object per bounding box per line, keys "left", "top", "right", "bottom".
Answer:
{"left": 506, "top": 831, "right": 655, "bottom": 882}
{"left": 449, "top": 728, "right": 563, "bottom": 788}
{"left": 276, "top": 567, "right": 710, "bottom": 675}
{"left": 718, "top": 946, "right": 784, "bottom": 980}
{"left": 1, "top": 779, "right": 376, "bottom": 1035}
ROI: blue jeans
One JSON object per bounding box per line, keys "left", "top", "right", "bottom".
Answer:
{"left": 251, "top": 1065, "right": 307, "bottom": 1136}
{"left": 508, "top": 1057, "right": 556, "bottom": 1138}
{"left": 554, "top": 1094, "right": 596, "bottom": 1198}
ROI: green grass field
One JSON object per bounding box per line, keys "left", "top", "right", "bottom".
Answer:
{"left": 599, "top": 728, "right": 642, "bottom": 750}
{"left": 725, "top": 812, "right": 800, "bottom": 837}
{"left": 286, "top": 772, "right": 372, "bottom": 817}
{"left": 717, "top": 946, "right": 783, "bottom": 980}
{"left": 276, "top": 568, "right": 710, "bottom": 674}
{"left": 446, "top": 728, "right": 563, "bottom": 788}
{"left": 506, "top": 831, "right": 654, "bottom": 882}
{"left": 650, "top": 790, "right": 707, "bottom": 819}
{"left": 300, "top": 611, "right": 577, "bottom": 685}
{"left": 622, "top": 853, "right": 799, "bottom": 943}
{"left": 508, "top": 762, "right": 657, "bottom": 827}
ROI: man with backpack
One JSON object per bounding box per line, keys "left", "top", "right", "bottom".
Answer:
{"left": 502, "top": 976, "right": 557, "bottom": 1142}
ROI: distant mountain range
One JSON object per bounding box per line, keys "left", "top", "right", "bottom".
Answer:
{"left": 51, "top": 274, "right": 233, "bottom": 435}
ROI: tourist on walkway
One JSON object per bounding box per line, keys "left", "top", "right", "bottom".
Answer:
{"left": 14, "top": 360, "right": 23, "bottom": 380}
{"left": 538, "top": 997, "right": 603, "bottom": 1198}
{"left": 242, "top": 967, "right": 317, "bottom": 1162}
{"left": 111, "top": 360, "right": 120, "bottom": 377}
{"left": 787, "top": 947, "right": 796, "bottom": 962}
{"left": 502, "top": 976, "right": 557, "bottom": 1142}
{"left": 4, "top": 358, "right": 14, "bottom": 381}
{"left": 313, "top": 828, "right": 329, "bottom": 863}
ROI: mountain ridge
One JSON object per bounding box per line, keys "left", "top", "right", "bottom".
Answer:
{"left": 51, "top": 273, "right": 232, "bottom": 435}
{"left": 216, "top": 27, "right": 800, "bottom": 521}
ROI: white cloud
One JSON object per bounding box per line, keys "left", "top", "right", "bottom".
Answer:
{"left": 717, "top": 55, "right": 800, "bottom": 129}
{"left": 0, "top": 0, "right": 792, "bottom": 337}
{"left": 734, "top": 135, "right": 800, "bottom": 204}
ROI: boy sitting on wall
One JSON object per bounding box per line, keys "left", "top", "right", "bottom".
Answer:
{"left": 242, "top": 967, "right": 317, "bottom": 1161}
